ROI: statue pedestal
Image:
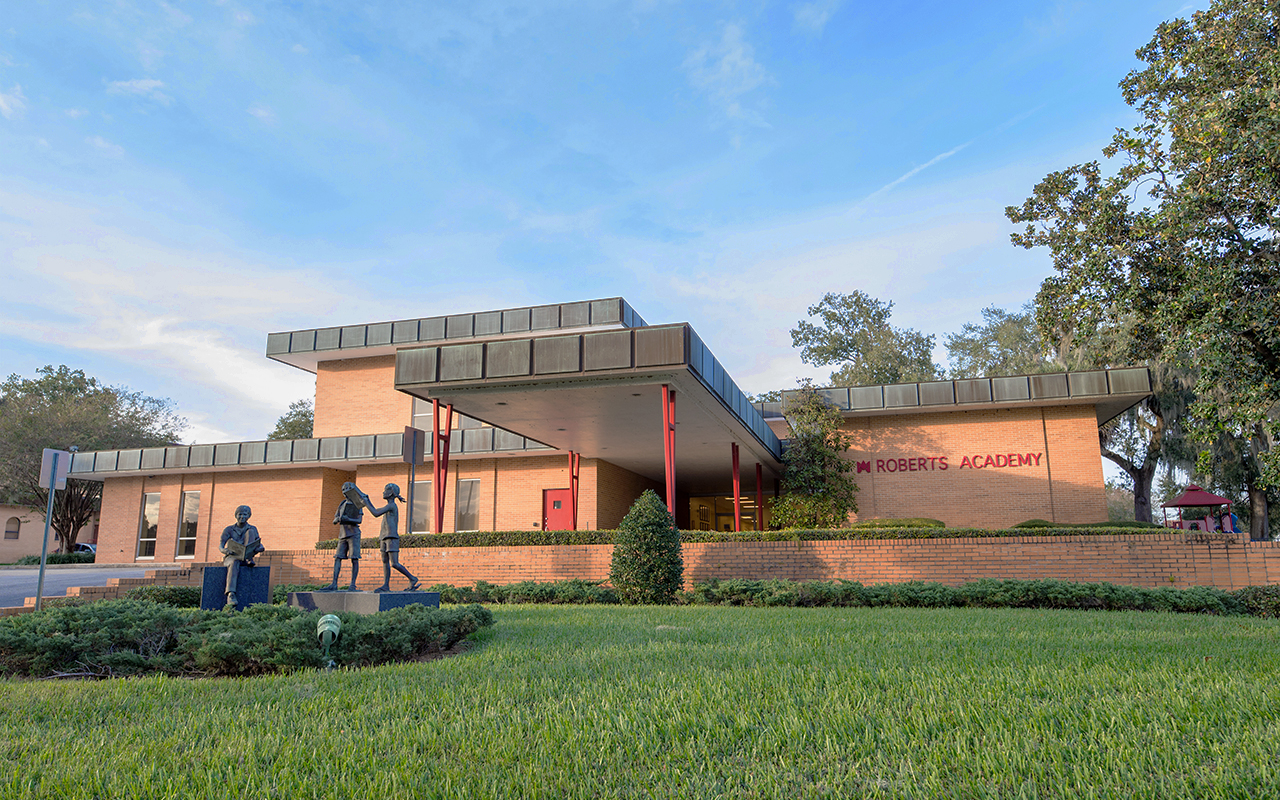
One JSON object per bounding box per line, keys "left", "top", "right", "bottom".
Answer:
{"left": 200, "top": 565, "right": 271, "bottom": 611}
{"left": 287, "top": 591, "right": 441, "bottom": 615}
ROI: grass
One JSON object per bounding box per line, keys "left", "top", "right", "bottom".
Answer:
{"left": 2, "top": 605, "right": 1278, "bottom": 798}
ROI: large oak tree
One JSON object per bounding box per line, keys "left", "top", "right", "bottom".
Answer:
{"left": 1007, "top": 0, "right": 1278, "bottom": 537}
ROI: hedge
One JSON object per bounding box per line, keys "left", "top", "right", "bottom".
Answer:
{"left": 14, "top": 552, "right": 95, "bottom": 566}
{"left": 0, "top": 599, "right": 494, "bottom": 678}
{"left": 315, "top": 525, "right": 1197, "bottom": 550}
{"left": 414, "top": 577, "right": 1280, "bottom": 618}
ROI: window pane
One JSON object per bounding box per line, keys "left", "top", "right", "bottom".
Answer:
{"left": 411, "top": 480, "right": 432, "bottom": 533}
{"left": 4, "top": 517, "right": 19, "bottom": 540}
{"left": 456, "top": 479, "right": 480, "bottom": 532}
{"left": 177, "top": 491, "right": 200, "bottom": 557}
{"left": 137, "top": 493, "right": 160, "bottom": 558}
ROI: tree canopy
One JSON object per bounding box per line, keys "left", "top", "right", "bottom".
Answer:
{"left": 1007, "top": 0, "right": 1279, "bottom": 536}
{"left": 0, "top": 366, "right": 185, "bottom": 553}
{"left": 769, "top": 385, "right": 858, "bottom": 529}
{"left": 944, "top": 303, "right": 1058, "bottom": 379}
{"left": 791, "top": 291, "right": 941, "bottom": 387}
{"left": 268, "top": 399, "right": 314, "bottom": 440}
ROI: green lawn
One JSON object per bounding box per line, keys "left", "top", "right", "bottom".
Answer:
{"left": 2, "top": 605, "right": 1278, "bottom": 798}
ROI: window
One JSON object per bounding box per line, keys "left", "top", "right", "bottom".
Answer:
{"left": 455, "top": 478, "right": 480, "bottom": 532}
{"left": 411, "top": 480, "right": 432, "bottom": 533}
{"left": 176, "top": 491, "right": 200, "bottom": 558}
{"left": 4, "top": 517, "right": 19, "bottom": 540}
{"left": 136, "top": 493, "right": 160, "bottom": 558}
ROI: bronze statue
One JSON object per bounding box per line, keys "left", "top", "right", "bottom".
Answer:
{"left": 324, "top": 482, "right": 367, "bottom": 591}
{"left": 219, "top": 505, "right": 265, "bottom": 606}
{"left": 366, "top": 483, "right": 422, "bottom": 592}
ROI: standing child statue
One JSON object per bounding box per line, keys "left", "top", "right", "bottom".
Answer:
{"left": 366, "top": 483, "right": 422, "bottom": 593}
{"left": 324, "top": 482, "right": 368, "bottom": 591}
{"left": 220, "top": 505, "right": 265, "bottom": 607}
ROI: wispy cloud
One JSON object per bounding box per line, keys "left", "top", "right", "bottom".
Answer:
{"left": 869, "top": 140, "right": 974, "bottom": 199}
{"left": 86, "top": 135, "right": 125, "bottom": 158}
{"left": 793, "top": 0, "right": 842, "bottom": 35}
{"left": 291, "top": 44, "right": 309, "bottom": 55}
{"left": 683, "top": 22, "right": 772, "bottom": 127}
{"left": 247, "top": 103, "right": 275, "bottom": 124}
{"left": 159, "top": 1, "right": 192, "bottom": 27}
{"left": 0, "top": 84, "right": 27, "bottom": 119}
{"left": 106, "top": 78, "right": 172, "bottom": 105}
{"left": 64, "top": 108, "right": 89, "bottom": 119}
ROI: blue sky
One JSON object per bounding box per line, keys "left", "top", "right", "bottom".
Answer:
{"left": 1, "top": 0, "right": 1198, "bottom": 443}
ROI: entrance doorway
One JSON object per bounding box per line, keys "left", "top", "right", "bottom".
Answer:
{"left": 543, "top": 488, "right": 574, "bottom": 530}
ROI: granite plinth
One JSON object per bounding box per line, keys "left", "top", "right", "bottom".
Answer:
{"left": 200, "top": 565, "right": 271, "bottom": 611}
{"left": 287, "top": 591, "right": 441, "bottom": 615}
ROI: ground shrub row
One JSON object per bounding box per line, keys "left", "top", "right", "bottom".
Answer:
{"left": 0, "top": 600, "right": 494, "bottom": 678}
{"left": 13, "top": 552, "right": 96, "bottom": 566}
{"left": 682, "top": 578, "right": 1280, "bottom": 616}
{"left": 313, "top": 524, "right": 1182, "bottom": 550}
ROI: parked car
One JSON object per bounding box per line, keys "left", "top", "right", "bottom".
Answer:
{"left": 72, "top": 543, "right": 96, "bottom": 555}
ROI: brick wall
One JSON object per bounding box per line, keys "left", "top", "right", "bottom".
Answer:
{"left": 795, "top": 405, "right": 1109, "bottom": 529}
{"left": 313, "top": 355, "right": 410, "bottom": 438}
{"left": 251, "top": 534, "right": 1280, "bottom": 592}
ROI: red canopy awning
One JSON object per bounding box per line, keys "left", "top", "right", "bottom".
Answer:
{"left": 1162, "top": 484, "right": 1232, "bottom": 508}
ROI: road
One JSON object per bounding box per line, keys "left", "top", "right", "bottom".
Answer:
{"left": 0, "top": 567, "right": 151, "bottom": 608}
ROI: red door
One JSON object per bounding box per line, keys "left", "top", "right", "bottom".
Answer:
{"left": 543, "top": 488, "right": 573, "bottom": 530}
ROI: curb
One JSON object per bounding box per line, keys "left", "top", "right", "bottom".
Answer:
{"left": 0, "top": 563, "right": 191, "bottom": 572}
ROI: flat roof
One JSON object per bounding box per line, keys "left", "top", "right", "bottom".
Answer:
{"left": 393, "top": 323, "right": 784, "bottom": 494}
{"left": 266, "top": 297, "right": 646, "bottom": 373}
{"left": 758, "top": 368, "right": 1153, "bottom": 426}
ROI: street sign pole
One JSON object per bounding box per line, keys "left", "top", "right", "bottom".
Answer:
{"left": 35, "top": 450, "right": 64, "bottom": 612}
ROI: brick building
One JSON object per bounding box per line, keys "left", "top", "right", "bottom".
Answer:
{"left": 74, "top": 298, "right": 1151, "bottom": 564}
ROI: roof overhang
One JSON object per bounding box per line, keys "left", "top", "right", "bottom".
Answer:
{"left": 393, "top": 324, "right": 783, "bottom": 495}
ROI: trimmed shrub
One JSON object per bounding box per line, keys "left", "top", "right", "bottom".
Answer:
{"left": 850, "top": 518, "right": 946, "bottom": 529}
{"left": 124, "top": 585, "right": 202, "bottom": 607}
{"left": 609, "top": 490, "right": 683, "bottom": 604}
{"left": 0, "top": 599, "right": 495, "bottom": 679}
{"left": 1233, "top": 584, "right": 1280, "bottom": 618}
{"left": 1013, "top": 519, "right": 1055, "bottom": 528}
{"left": 316, "top": 525, "right": 1182, "bottom": 551}
{"left": 14, "top": 552, "right": 95, "bottom": 566}
{"left": 678, "top": 577, "right": 1258, "bottom": 616}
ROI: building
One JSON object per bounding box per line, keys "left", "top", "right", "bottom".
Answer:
{"left": 0, "top": 504, "right": 97, "bottom": 563}
{"left": 72, "top": 298, "right": 1151, "bottom": 564}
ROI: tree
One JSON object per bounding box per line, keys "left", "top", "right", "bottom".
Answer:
{"left": 791, "top": 291, "right": 941, "bottom": 387}
{"left": 1007, "top": 0, "right": 1279, "bottom": 538}
{"left": 944, "top": 303, "right": 1060, "bottom": 379}
{"left": 268, "top": 399, "right": 314, "bottom": 440}
{"left": 770, "top": 385, "right": 858, "bottom": 529}
{"left": 0, "top": 366, "right": 185, "bottom": 554}
{"left": 609, "top": 490, "right": 683, "bottom": 604}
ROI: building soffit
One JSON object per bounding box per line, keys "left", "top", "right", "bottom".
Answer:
{"left": 393, "top": 324, "right": 784, "bottom": 495}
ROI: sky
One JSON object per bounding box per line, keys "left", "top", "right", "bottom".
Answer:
{"left": 0, "top": 0, "right": 1203, "bottom": 444}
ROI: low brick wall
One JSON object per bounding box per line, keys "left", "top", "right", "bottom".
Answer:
{"left": 9, "top": 534, "right": 1278, "bottom": 614}
{"left": 261, "top": 532, "right": 1280, "bottom": 592}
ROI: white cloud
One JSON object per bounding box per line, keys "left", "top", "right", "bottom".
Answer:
{"left": 106, "top": 78, "right": 172, "bottom": 105}
{"left": 683, "top": 23, "right": 772, "bottom": 126}
{"left": 159, "top": 1, "right": 193, "bottom": 27}
{"left": 86, "top": 135, "right": 125, "bottom": 158}
{"left": 0, "top": 190, "right": 346, "bottom": 442}
{"left": 793, "top": 0, "right": 842, "bottom": 35}
{"left": 0, "top": 83, "right": 27, "bottom": 119}
{"left": 291, "top": 44, "right": 309, "bottom": 55}
{"left": 138, "top": 44, "right": 165, "bottom": 70}
{"left": 64, "top": 108, "right": 89, "bottom": 119}
{"left": 247, "top": 103, "right": 275, "bottom": 124}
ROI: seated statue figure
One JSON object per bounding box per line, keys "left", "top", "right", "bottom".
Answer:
{"left": 220, "top": 505, "right": 265, "bottom": 607}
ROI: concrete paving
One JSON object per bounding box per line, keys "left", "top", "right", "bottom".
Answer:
{"left": 0, "top": 567, "right": 150, "bottom": 608}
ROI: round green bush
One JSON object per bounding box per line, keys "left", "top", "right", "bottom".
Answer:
{"left": 609, "top": 490, "right": 683, "bottom": 604}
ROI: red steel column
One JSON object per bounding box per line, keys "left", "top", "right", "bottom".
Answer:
{"left": 755, "top": 463, "right": 764, "bottom": 531}
{"left": 432, "top": 399, "right": 453, "bottom": 534}
{"left": 569, "top": 450, "right": 581, "bottom": 530}
{"left": 661, "top": 385, "right": 676, "bottom": 515}
{"left": 731, "top": 442, "right": 741, "bottom": 532}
